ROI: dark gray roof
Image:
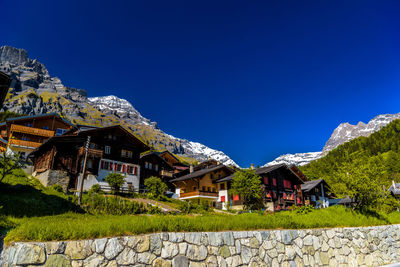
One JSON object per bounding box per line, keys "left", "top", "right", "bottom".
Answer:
{"left": 338, "top": 196, "right": 355, "bottom": 204}
{"left": 301, "top": 179, "right": 325, "bottom": 193}
{"left": 170, "top": 164, "right": 234, "bottom": 183}
{"left": 389, "top": 183, "right": 400, "bottom": 195}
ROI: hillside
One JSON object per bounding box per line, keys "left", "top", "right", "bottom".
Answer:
{"left": 300, "top": 119, "right": 400, "bottom": 188}
{"left": 0, "top": 45, "right": 238, "bottom": 167}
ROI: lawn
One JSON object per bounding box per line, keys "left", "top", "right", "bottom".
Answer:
{"left": 2, "top": 170, "right": 400, "bottom": 244}
{"left": 5, "top": 206, "right": 400, "bottom": 244}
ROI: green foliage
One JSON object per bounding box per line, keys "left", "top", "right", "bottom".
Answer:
{"left": 301, "top": 119, "right": 400, "bottom": 209}
{"left": 88, "top": 184, "right": 103, "bottom": 195}
{"left": 230, "top": 169, "right": 263, "bottom": 210}
{"left": 0, "top": 111, "right": 26, "bottom": 123}
{"left": 178, "top": 200, "right": 212, "bottom": 214}
{"left": 144, "top": 176, "right": 167, "bottom": 199}
{"left": 50, "top": 184, "right": 64, "bottom": 193}
{"left": 105, "top": 173, "right": 125, "bottom": 194}
{"left": 0, "top": 152, "right": 24, "bottom": 184}
{"left": 6, "top": 206, "right": 400, "bottom": 243}
{"left": 291, "top": 205, "right": 315, "bottom": 214}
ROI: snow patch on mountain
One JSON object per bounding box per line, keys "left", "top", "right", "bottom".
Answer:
{"left": 264, "top": 152, "right": 322, "bottom": 167}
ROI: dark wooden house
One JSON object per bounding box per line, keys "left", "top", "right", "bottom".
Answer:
{"left": 29, "top": 125, "right": 149, "bottom": 191}
{"left": 140, "top": 151, "right": 175, "bottom": 190}
{"left": 0, "top": 113, "right": 74, "bottom": 159}
{"left": 216, "top": 164, "right": 305, "bottom": 211}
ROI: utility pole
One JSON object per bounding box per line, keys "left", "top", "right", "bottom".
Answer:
{"left": 78, "top": 135, "right": 91, "bottom": 205}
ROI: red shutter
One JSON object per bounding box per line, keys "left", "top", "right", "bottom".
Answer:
{"left": 101, "top": 161, "right": 104, "bottom": 169}
{"left": 109, "top": 163, "right": 113, "bottom": 171}
{"left": 134, "top": 166, "right": 137, "bottom": 175}
{"left": 122, "top": 165, "right": 126, "bottom": 173}
{"left": 233, "top": 195, "right": 239, "bottom": 201}
{"left": 264, "top": 177, "right": 268, "bottom": 184}
{"left": 221, "top": 196, "right": 226, "bottom": 202}
{"left": 273, "top": 178, "right": 277, "bottom": 186}
{"left": 283, "top": 193, "right": 286, "bottom": 199}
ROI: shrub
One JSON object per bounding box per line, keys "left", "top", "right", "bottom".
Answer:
{"left": 50, "top": 184, "right": 64, "bottom": 193}
{"left": 144, "top": 176, "right": 167, "bottom": 199}
{"left": 105, "top": 173, "right": 125, "bottom": 194}
{"left": 88, "top": 184, "right": 103, "bottom": 195}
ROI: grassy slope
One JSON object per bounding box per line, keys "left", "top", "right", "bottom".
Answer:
{"left": 5, "top": 206, "right": 400, "bottom": 243}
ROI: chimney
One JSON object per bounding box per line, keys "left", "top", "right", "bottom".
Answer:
{"left": 250, "top": 163, "right": 255, "bottom": 170}
{"left": 190, "top": 165, "right": 194, "bottom": 173}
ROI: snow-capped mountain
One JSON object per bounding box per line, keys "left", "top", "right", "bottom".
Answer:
{"left": 264, "top": 113, "right": 400, "bottom": 167}
{"left": 322, "top": 114, "right": 400, "bottom": 152}
{"left": 0, "top": 45, "right": 238, "bottom": 167}
{"left": 88, "top": 95, "right": 157, "bottom": 127}
{"left": 264, "top": 152, "right": 322, "bottom": 167}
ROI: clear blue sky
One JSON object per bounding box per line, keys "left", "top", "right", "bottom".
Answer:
{"left": 2, "top": 0, "right": 400, "bottom": 167}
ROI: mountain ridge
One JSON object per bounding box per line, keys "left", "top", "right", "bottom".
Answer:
{"left": 264, "top": 113, "right": 400, "bottom": 167}
{"left": 0, "top": 45, "right": 239, "bottom": 167}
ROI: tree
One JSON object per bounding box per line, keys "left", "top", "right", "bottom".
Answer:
{"left": 0, "top": 151, "right": 23, "bottom": 184}
{"left": 230, "top": 169, "right": 263, "bottom": 210}
{"left": 329, "top": 155, "right": 385, "bottom": 210}
{"left": 105, "top": 173, "right": 125, "bottom": 194}
{"left": 144, "top": 176, "right": 167, "bottom": 199}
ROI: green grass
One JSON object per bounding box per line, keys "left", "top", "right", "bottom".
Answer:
{"left": 5, "top": 206, "right": 400, "bottom": 243}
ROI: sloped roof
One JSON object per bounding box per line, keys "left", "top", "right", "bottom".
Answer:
{"left": 6, "top": 113, "right": 75, "bottom": 127}
{"left": 301, "top": 179, "right": 326, "bottom": 193}
{"left": 170, "top": 164, "right": 234, "bottom": 183}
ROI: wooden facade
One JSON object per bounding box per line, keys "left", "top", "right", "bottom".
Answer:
{"left": 171, "top": 164, "right": 235, "bottom": 204}
{"left": 30, "top": 125, "right": 150, "bottom": 191}
{"left": 301, "top": 179, "right": 333, "bottom": 208}
{"left": 216, "top": 164, "right": 305, "bottom": 211}
{"left": 140, "top": 151, "right": 175, "bottom": 190}
{"left": 3, "top": 113, "right": 74, "bottom": 158}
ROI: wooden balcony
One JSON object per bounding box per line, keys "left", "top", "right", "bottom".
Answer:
{"left": 9, "top": 139, "right": 42, "bottom": 148}
{"left": 180, "top": 190, "right": 218, "bottom": 199}
{"left": 11, "top": 124, "right": 55, "bottom": 138}
{"left": 78, "top": 147, "right": 103, "bottom": 158}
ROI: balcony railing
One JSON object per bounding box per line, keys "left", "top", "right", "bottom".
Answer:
{"left": 9, "top": 139, "right": 42, "bottom": 148}
{"left": 11, "top": 124, "right": 55, "bottom": 138}
{"left": 180, "top": 190, "right": 218, "bottom": 198}
{"left": 78, "top": 147, "right": 103, "bottom": 158}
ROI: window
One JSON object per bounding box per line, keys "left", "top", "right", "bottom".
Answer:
{"left": 283, "top": 180, "right": 291, "bottom": 188}
{"left": 101, "top": 160, "right": 110, "bottom": 170}
{"left": 42, "top": 126, "right": 49, "bottom": 130}
{"left": 25, "top": 123, "right": 32, "bottom": 127}
{"left": 207, "top": 187, "right": 211, "bottom": 192}
{"left": 121, "top": 149, "right": 133, "bottom": 158}
{"left": 220, "top": 183, "right": 225, "bottom": 190}
{"left": 272, "top": 178, "right": 277, "bottom": 186}
{"left": 221, "top": 196, "right": 226, "bottom": 202}
{"left": 202, "top": 186, "right": 206, "bottom": 191}
{"left": 155, "top": 165, "right": 158, "bottom": 172}
{"left": 87, "top": 159, "right": 93, "bottom": 169}
{"left": 116, "top": 164, "right": 122, "bottom": 172}
{"left": 212, "top": 187, "right": 216, "bottom": 192}
{"left": 56, "top": 128, "right": 67, "bottom": 136}
{"left": 193, "top": 187, "right": 197, "bottom": 191}
{"left": 264, "top": 177, "right": 269, "bottom": 184}
{"left": 149, "top": 163, "right": 152, "bottom": 170}
{"left": 104, "top": 146, "right": 111, "bottom": 154}
{"left": 145, "top": 162, "right": 149, "bottom": 169}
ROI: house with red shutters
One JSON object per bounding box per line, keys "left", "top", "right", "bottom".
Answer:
{"left": 216, "top": 164, "right": 306, "bottom": 211}
{"left": 29, "top": 125, "right": 149, "bottom": 191}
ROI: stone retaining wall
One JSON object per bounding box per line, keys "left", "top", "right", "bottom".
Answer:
{"left": 2, "top": 224, "right": 400, "bottom": 267}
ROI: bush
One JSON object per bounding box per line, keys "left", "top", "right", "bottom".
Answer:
{"left": 50, "top": 184, "right": 64, "bottom": 193}
{"left": 105, "top": 173, "right": 125, "bottom": 194}
{"left": 144, "top": 177, "right": 167, "bottom": 200}
{"left": 88, "top": 184, "right": 103, "bottom": 195}
{"left": 291, "top": 205, "right": 315, "bottom": 214}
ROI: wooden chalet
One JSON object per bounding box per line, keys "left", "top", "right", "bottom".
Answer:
{"left": 140, "top": 151, "right": 176, "bottom": 190}
{"left": 301, "top": 178, "right": 334, "bottom": 208}
{"left": 158, "top": 150, "right": 190, "bottom": 175}
{"left": 0, "top": 113, "right": 74, "bottom": 159}
{"left": 216, "top": 164, "right": 305, "bottom": 211}
{"left": 29, "top": 125, "right": 149, "bottom": 191}
{"left": 170, "top": 164, "right": 235, "bottom": 205}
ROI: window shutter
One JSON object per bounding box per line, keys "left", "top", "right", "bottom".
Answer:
{"left": 109, "top": 163, "right": 113, "bottom": 171}
{"left": 221, "top": 196, "right": 226, "bottom": 202}
{"left": 273, "top": 178, "right": 277, "bottom": 186}
{"left": 134, "top": 166, "right": 137, "bottom": 175}
{"left": 233, "top": 195, "right": 239, "bottom": 201}
{"left": 264, "top": 177, "right": 268, "bottom": 184}
{"left": 122, "top": 165, "right": 126, "bottom": 173}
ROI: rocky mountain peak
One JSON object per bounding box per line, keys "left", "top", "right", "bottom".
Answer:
{"left": 0, "top": 46, "right": 28, "bottom": 65}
